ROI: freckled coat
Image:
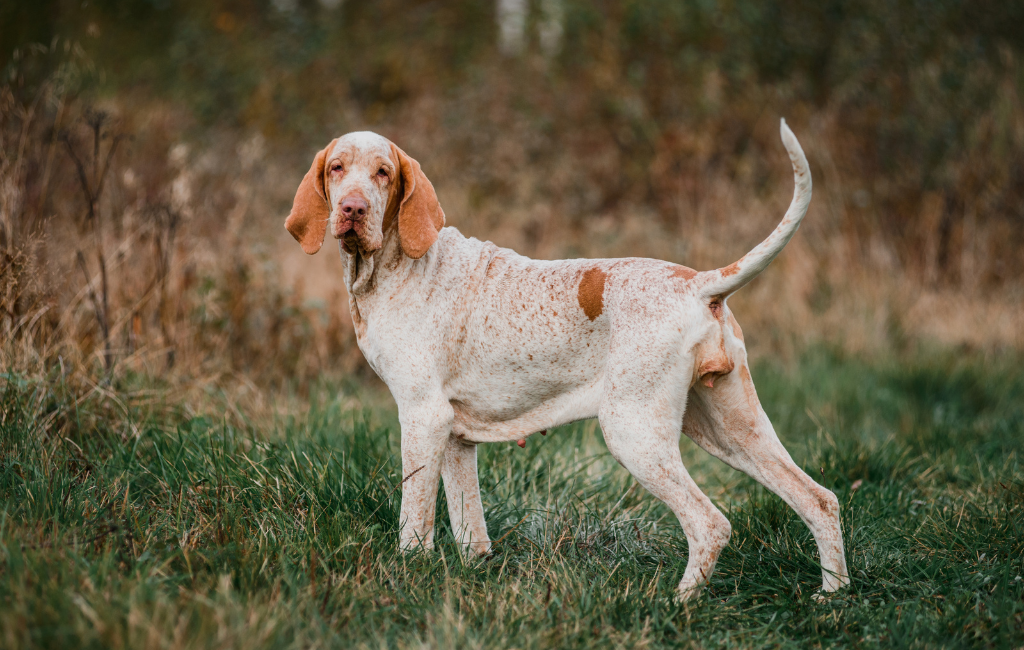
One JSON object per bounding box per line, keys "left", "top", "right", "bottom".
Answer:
{"left": 356, "top": 230, "right": 720, "bottom": 444}
{"left": 284, "top": 121, "right": 850, "bottom": 601}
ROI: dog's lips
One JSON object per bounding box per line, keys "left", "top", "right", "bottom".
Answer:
{"left": 341, "top": 231, "right": 361, "bottom": 254}
{"left": 334, "top": 216, "right": 365, "bottom": 251}
{"left": 334, "top": 218, "right": 359, "bottom": 238}
{"left": 335, "top": 219, "right": 368, "bottom": 254}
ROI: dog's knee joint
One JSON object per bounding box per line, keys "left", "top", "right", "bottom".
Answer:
{"left": 816, "top": 488, "right": 840, "bottom": 518}
{"left": 711, "top": 511, "right": 732, "bottom": 548}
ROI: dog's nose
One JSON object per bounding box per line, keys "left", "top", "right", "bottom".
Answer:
{"left": 340, "top": 197, "right": 368, "bottom": 219}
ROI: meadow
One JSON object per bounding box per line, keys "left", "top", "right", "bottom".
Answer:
{"left": 1, "top": 348, "right": 1022, "bottom": 649}
{"left": 2, "top": 2, "right": 1024, "bottom": 648}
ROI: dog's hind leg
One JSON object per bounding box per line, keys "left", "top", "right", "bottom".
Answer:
{"left": 683, "top": 363, "right": 850, "bottom": 594}
{"left": 441, "top": 436, "right": 492, "bottom": 557}
{"left": 599, "top": 397, "right": 732, "bottom": 601}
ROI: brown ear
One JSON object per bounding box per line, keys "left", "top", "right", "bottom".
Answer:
{"left": 285, "top": 139, "right": 336, "bottom": 255}
{"left": 391, "top": 143, "right": 445, "bottom": 259}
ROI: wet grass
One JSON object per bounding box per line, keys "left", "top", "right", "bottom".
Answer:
{"left": 1, "top": 349, "right": 1022, "bottom": 648}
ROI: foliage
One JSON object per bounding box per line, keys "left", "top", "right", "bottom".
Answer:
{"left": 1, "top": 350, "right": 1022, "bottom": 648}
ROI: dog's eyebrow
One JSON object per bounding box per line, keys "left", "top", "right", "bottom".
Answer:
{"left": 327, "top": 151, "right": 350, "bottom": 166}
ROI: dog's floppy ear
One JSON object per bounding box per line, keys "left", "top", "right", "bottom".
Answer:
{"left": 285, "top": 139, "right": 337, "bottom": 255}
{"left": 391, "top": 143, "right": 445, "bottom": 259}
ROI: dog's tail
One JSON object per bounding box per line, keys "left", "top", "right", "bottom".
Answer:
{"left": 696, "top": 119, "right": 812, "bottom": 299}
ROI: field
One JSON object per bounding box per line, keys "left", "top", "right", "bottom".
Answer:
{"left": 2, "top": 2, "right": 1024, "bottom": 648}
{"left": 2, "top": 349, "right": 1022, "bottom": 649}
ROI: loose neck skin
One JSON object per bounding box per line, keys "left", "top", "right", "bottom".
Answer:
{"left": 340, "top": 240, "right": 376, "bottom": 297}
{"left": 340, "top": 221, "right": 427, "bottom": 306}
{"left": 339, "top": 229, "right": 386, "bottom": 297}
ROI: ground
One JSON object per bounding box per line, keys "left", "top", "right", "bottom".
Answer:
{"left": 1, "top": 349, "right": 1022, "bottom": 649}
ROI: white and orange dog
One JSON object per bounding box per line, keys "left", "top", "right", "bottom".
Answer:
{"left": 285, "top": 120, "right": 850, "bottom": 600}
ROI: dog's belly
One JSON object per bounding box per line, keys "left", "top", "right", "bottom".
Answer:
{"left": 445, "top": 310, "right": 609, "bottom": 443}
{"left": 446, "top": 352, "right": 606, "bottom": 443}
{"left": 449, "top": 381, "right": 603, "bottom": 443}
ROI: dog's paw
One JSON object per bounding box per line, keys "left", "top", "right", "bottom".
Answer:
{"left": 461, "top": 543, "right": 493, "bottom": 562}
{"left": 812, "top": 588, "right": 852, "bottom": 604}
{"left": 398, "top": 538, "right": 435, "bottom": 555}
{"left": 673, "top": 584, "right": 706, "bottom": 604}
{"left": 816, "top": 572, "right": 851, "bottom": 599}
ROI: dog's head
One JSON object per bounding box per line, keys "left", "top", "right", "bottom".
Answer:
{"left": 285, "top": 131, "right": 445, "bottom": 258}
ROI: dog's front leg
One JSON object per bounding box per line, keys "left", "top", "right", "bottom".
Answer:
{"left": 442, "top": 437, "right": 491, "bottom": 558}
{"left": 397, "top": 401, "right": 454, "bottom": 552}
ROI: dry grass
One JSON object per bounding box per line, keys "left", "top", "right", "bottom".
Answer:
{"left": 2, "top": 19, "right": 1023, "bottom": 397}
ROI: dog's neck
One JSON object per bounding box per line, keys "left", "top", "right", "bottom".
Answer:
{"left": 340, "top": 221, "right": 439, "bottom": 300}
{"left": 339, "top": 225, "right": 447, "bottom": 347}
{"left": 339, "top": 241, "right": 377, "bottom": 296}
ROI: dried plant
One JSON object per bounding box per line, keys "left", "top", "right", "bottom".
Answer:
{"left": 1, "top": 22, "right": 1022, "bottom": 398}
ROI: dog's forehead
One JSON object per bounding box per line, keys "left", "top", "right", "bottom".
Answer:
{"left": 330, "top": 132, "right": 393, "bottom": 164}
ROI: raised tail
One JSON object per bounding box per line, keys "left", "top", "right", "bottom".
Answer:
{"left": 695, "top": 119, "right": 812, "bottom": 299}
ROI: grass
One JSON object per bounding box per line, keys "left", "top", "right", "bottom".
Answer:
{"left": 1, "top": 349, "right": 1022, "bottom": 649}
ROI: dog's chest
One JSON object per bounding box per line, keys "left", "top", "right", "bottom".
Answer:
{"left": 354, "top": 250, "right": 612, "bottom": 398}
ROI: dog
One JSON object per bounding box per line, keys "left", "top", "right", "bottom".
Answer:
{"left": 284, "top": 121, "right": 850, "bottom": 600}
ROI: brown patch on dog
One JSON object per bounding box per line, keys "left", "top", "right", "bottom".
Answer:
{"left": 817, "top": 493, "right": 836, "bottom": 515}
{"left": 577, "top": 267, "right": 606, "bottom": 321}
{"left": 709, "top": 300, "right": 723, "bottom": 319}
{"left": 720, "top": 261, "right": 741, "bottom": 277}
{"left": 728, "top": 313, "right": 744, "bottom": 342}
{"left": 671, "top": 265, "right": 697, "bottom": 281}
{"left": 697, "top": 347, "right": 734, "bottom": 388}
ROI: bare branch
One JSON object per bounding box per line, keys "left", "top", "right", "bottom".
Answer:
{"left": 61, "top": 132, "right": 94, "bottom": 221}
{"left": 94, "top": 133, "right": 128, "bottom": 204}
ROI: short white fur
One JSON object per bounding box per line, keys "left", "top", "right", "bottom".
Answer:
{"left": 288, "top": 120, "right": 851, "bottom": 601}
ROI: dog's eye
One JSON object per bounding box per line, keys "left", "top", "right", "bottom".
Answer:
{"left": 330, "top": 163, "right": 343, "bottom": 173}
{"left": 377, "top": 168, "right": 389, "bottom": 179}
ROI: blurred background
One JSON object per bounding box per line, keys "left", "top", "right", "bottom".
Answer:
{"left": 2, "top": 0, "right": 1023, "bottom": 391}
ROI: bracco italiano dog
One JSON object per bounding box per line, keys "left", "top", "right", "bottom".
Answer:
{"left": 284, "top": 121, "right": 850, "bottom": 600}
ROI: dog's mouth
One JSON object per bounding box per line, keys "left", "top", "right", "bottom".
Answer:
{"left": 335, "top": 219, "right": 365, "bottom": 254}
{"left": 341, "top": 230, "right": 361, "bottom": 254}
